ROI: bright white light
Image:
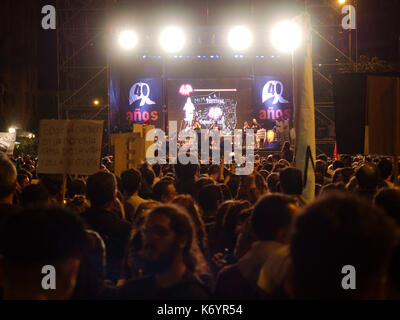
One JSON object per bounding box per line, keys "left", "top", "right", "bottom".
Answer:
{"left": 160, "top": 27, "right": 185, "bottom": 53}
{"left": 228, "top": 26, "right": 253, "bottom": 51}
{"left": 271, "top": 21, "right": 302, "bottom": 53}
{"left": 8, "top": 127, "right": 16, "bottom": 134}
{"left": 338, "top": 0, "right": 346, "bottom": 4}
{"left": 118, "top": 30, "right": 138, "bottom": 50}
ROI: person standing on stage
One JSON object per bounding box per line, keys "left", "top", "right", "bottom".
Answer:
{"left": 275, "top": 116, "right": 289, "bottom": 142}
{"left": 183, "top": 97, "right": 195, "bottom": 125}
{"left": 193, "top": 117, "right": 202, "bottom": 132}
{"left": 243, "top": 121, "right": 250, "bottom": 132}
{"left": 251, "top": 119, "right": 261, "bottom": 131}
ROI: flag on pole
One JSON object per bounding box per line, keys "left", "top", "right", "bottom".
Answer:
{"left": 334, "top": 141, "right": 339, "bottom": 160}
{"left": 293, "top": 12, "right": 316, "bottom": 202}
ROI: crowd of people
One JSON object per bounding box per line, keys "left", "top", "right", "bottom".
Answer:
{"left": 1, "top": 148, "right": 400, "bottom": 300}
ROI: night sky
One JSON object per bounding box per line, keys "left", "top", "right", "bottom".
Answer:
{"left": 0, "top": 0, "right": 398, "bottom": 132}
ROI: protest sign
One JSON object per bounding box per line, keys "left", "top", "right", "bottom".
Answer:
{"left": 37, "top": 120, "right": 103, "bottom": 175}
{"left": 0, "top": 132, "right": 16, "bottom": 155}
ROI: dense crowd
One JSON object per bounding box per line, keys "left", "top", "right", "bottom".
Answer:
{"left": 1, "top": 147, "right": 400, "bottom": 300}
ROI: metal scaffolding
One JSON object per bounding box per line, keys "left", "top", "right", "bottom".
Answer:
{"left": 56, "top": 0, "right": 113, "bottom": 151}
{"left": 305, "top": 0, "right": 358, "bottom": 155}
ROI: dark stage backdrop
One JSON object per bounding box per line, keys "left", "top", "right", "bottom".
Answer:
{"left": 111, "top": 73, "right": 163, "bottom": 130}
{"left": 253, "top": 75, "right": 293, "bottom": 130}
{"left": 167, "top": 78, "right": 253, "bottom": 132}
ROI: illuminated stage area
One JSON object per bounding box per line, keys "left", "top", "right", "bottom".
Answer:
{"left": 109, "top": 52, "right": 294, "bottom": 151}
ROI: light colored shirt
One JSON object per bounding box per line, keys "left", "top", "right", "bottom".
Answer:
{"left": 257, "top": 244, "right": 291, "bottom": 295}
{"left": 127, "top": 194, "right": 145, "bottom": 216}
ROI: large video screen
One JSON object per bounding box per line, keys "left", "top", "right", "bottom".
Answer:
{"left": 167, "top": 79, "right": 253, "bottom": 134}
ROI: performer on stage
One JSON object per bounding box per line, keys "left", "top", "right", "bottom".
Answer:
{"left": 251, "top": 118, "right": 261, "bottom": 131}
{"left": 183, "top": 97, "right": 195, "bottom": 126}
{"left": 193, "top": 117, "right": 202, "bottom": 132}
{"left": 275, "top": 116, "right": 289, "bottom": 142}
{"left": 243, "top": 121, "right": 250, "bottom": 133}
{"left": 209, "top": 120, "right": 220, "bottom": 131}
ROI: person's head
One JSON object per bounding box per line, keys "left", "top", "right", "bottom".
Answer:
{"left": 279, "top": 167, "right": 303, "bottom": 196}
{"left": 244, "top": 121, "right": 249, "bottom": 126}
{"left": 0, "top": 154, "right": 17, "bottom": 203}
{"left": 319, "top": 183, "right": 346, "bottom": 196}
{"left": 39, "top": 174, "right": 63, "bottom": 203}
{"left": 316, "top": 160, "right": 327, "bottom": 176}
{"left": 139, "top": 163, "right": 155, "bottom": 189}
{"left": 221, "top": 200, "right": 253, "bottom": 252}
{"left": 17, "top": 174, "right": 30, "bottom": 189}
{"left": 252, "top": 118, "right": 257, "bottom": 124}
{"left": 252, "top": 194, "right": 298, "bottom": 244}
{"left": 20, "top": 184, "right": 49, "bottom": 207}
{"left": 86, "top": 171, "right": 117, "bottom": 208}
{"left": 66, "top": 180, "right": 86, "bottom": 199}
{"left": 355, "top": 163, "right": 379, "bottom": 191}
{"left": 218, "top": 183, "right": 232, "bottom": 201}
{"left": 317, "top": 154, "right": 328, "bottom": 163}
{"left": 152, "top": 163, "right": 162, "bottom": 178}
{"left": 282, "top": 141, "right": 291, "bottom": 152}
{"left": 291, "top": 193, "right": 397, "bottom": 299}
{"left": 266, "top": 173, "right": 280, "bottom": 193}
{"left": 0, "top": 206, "right": 87, "bottom": 300}
{"left": 208, "top": 164, "right": 220, "bottom": 181}
{"left": 172, "top": 194, "right": 207, "bottom": 253}
{"left": 175, "top": 163, "right": 198, "bottom": 181}
{"left": 378, "top": 158, "right": 393, "bottom": 181}
{"left": 142, "top": 204, "right": 205, "bottom": 275}
{"left": 152, "top": 179, "right": 177, "bottom": 203}
{"left": 254, "top": 171, "right": 268, "bottom": 196}
{"left": 332, "top": 160, "right": 345, "bottom": 170}
{"left": 374, "top": 188, "right": 400, "bottom": 226}
{"left": 121, "top": 168, "right": 142, "bottom": 197}
{"left": 272, "top": 154, "right": 281, "bottom": 163}
{"left": 332, "top": 167, "right": 354, "bottom": 185}
{"left": 198, "top": 184, "right": 223, "bottom": 215}
{"left": 65, "top": 195, "right": 90, "bottom": 214}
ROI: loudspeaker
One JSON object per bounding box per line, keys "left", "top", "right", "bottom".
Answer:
{"left": 333, "top": 74, "right": 400, "bottom": 155}
{"left": 333, "top": 73, "right": 367, "bottom": 155}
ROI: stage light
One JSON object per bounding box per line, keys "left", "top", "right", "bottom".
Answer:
{"left": 118, "top": 30, "right": 138, "bottom": 50}
{"left": 210, "top": 55, "right": 215, "bottom": 59}
{"left": 142, "top": 55, "right": 147, "bottom": 59}
{"left": 239, "top": 54, "right": 244, "bottom": 59}
{"left": 234, "top": 54, "right": 239, "bottom": 59}
{"left": 8, "top": 127, "right": 16, "bottom": 134}
{"left": 271, "top": 21, "right": 302, "bottom": 53}
{"left": 260, "top": 55, "right": 265, "bottom": 59}
{"left": 93, "top": 99, "right": 100, "bottom": 106}
{"left": 179, "top": 55, "right": 183, "bottom": 59}
{"left": 216, "top": 55, "right": 220, "bottom": 59}
{"left": 186, "top": 56, "right": 191, "bottom": 59}
{"left": 228, "top": 26, "right": 253, "bottom": 51}
{"left": 271, "top": 55, "right": 275, "bottom": 59}
{"left": 256, "top": 56, "right": 259, "bottom": 59}
{"left": 203, "top": 56, "right": 207, "bottom": 59}
{"left": 338, "top": 0, "right": 346, "bottom": 4}
{"left": 197, "top": 55, "right": 201, "bottom": 59}
{"left": 153, "top": 56, "right": 157, "bottom": 59}
{"left": 160, "top": 27, "right": 185, "bottom": 53}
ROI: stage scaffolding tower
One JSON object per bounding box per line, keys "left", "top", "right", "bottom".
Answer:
{"left": 56, "top": 0, "right": 114, "bottom": 153}
{"left": 303, "top": 0, "right": 358, "bottom": 156}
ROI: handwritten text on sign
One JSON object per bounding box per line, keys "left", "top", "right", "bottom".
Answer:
{"left": 37, "top": 120, "right": 103, "bottom": 175}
